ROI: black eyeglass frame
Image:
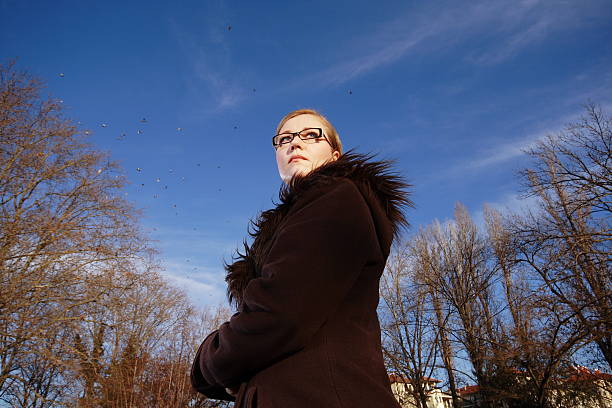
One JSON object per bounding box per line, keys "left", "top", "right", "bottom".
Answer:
{"left": 272, "top": 127, "right": 329, "bottom": 149}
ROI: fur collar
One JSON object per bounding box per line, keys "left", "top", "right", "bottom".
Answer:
{"left": 224, "top": 148, "right": 413, "bottom": 310}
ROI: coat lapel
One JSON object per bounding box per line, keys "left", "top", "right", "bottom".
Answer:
{"left": 224, "top": 148, "right": 413, "bottom": 310}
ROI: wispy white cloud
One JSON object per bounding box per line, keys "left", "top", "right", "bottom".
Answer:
{"left": 447, "top": 104, "right": 593, "bottom": 174}
{"left": 466, "top": 0, "right": 603, "bottom": 65}
{"left": 167, "top": 17, "right": 248, "bottom": 112}
{"left": 162, "top": 259, "right": 229, "bottom": 308}
{"left": 167, "top": 0, "right": 610, "bottom": 106}
{"left": 461, "top": 131, "right": 545, "bottom": 170}
{"left": 486, "top": 191, "right": 540, "bottom": 216}
{"left": 472, "top": 190, "right": 541, "bottom": 232}
{"left": 145, "top": 222, "right": 243, "bottom": 307}
{"left": 192, "top": 64, "right": 247, "bottom": 110}
{"left": 304, "top": 25, "right": 434, "bottom": 88}
{"left": 294, "top": 0, "right": 609, "bottom": 89}
{"left": 413, "top": 96, "right": 612, "bottom": 189}
{"left": 148, "top": 223, "right": 242, "bottom": 256}
{"left": 287, "top": 6, "right": 457, "bottom": 89}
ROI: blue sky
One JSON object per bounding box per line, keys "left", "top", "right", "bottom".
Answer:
{"left": 2, "top": 0, "right": 611, "bottom": 310}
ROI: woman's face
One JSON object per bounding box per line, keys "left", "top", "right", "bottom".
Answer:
{"left": 275, "top": 114, "right": 340, "bottom": 183}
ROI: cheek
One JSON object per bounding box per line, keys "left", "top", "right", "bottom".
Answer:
{"left": 275, "top": 152, "right": 286, "bottom": 169}
{"left": 312, "top": 144, "right": 332, "bottom": 161}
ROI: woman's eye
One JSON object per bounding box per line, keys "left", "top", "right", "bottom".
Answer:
{"left": 279, "top": 135, "right": 292, "bottom": 143}
{"left": 305, "top": 131, "right": 318, "bottom": 139}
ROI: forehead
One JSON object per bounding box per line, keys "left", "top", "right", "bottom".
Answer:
{"left": 279, "top": 114, "right": 326, "bottom": 133}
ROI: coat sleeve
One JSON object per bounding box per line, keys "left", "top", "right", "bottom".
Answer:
{"left": 191, "top": 179, "right": 377, "bottom": 394}
{"left": 190, "top": 330, "right": 237, "bottom": 401}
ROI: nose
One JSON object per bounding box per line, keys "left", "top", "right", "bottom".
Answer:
{"left": 289, "top": 134, "right": 304, "bottom": 150}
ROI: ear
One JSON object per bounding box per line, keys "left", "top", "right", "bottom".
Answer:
{"left": 332, "top": 150, "right": 340, "bottom": 161}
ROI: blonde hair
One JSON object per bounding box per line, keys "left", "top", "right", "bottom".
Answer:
{"left": 275, "top": 109, "right": 343, "bottom": 154}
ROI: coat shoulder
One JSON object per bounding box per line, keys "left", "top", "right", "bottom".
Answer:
{"left": 225, "top": 149, "right": 414, "bottom": 309}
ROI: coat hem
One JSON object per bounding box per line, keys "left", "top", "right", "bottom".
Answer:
{"left": 324, "top": 332, "right": 344, "bottom": 408}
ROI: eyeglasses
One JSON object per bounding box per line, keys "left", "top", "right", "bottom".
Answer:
{"left": 272, "top": 128, "right": 326, "bottom": 148}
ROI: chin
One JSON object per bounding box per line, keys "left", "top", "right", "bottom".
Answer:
{"left": 280, "top": 168, "right": 310, "bottom": 184}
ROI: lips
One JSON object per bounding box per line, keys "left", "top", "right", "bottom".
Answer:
{"left": 289, "top": 155, "right": 307, "bottom": 163}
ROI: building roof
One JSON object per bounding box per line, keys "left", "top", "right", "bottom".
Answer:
{"left": 388, "top": 373, "right": 442, "bottom": 384}
{"left": 454, "top": 367, "right": 612, "bottom": 397}
{"left": 456, "top": 385, "right": 480, "bottom": 395}
{"left": 565, "top": 366, "right": 612, "bottom": 382}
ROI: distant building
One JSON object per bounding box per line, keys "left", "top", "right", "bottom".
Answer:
{"left": 389, "top": 374, "right": 453, "bottom": 408}
{"left": 553, "top": 366, "right": 612, "bottom": 408}
{"left": 454, "top": 367, "right": 612, "bottom": 408}
{"left": 456, "top": 385, "right": 483, "bottom": 408}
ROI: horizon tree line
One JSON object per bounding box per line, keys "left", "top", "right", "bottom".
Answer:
{"left": 380, "top": 102, "right": 611, "bottom": 408}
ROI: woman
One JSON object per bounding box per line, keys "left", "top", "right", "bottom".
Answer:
{"left": 191, "top": 109, "right": 412, "bottom": 407}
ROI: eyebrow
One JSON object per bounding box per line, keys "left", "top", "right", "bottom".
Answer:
{"left": 278, "top": 127, "right": 314, "bottom": 134}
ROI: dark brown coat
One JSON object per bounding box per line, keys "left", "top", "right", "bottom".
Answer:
{"left": 191, "top": 149, "right": 413, "bottom": 407}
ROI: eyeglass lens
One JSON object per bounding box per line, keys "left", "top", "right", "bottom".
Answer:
{"left": 274, "top": 128, "right": 322, "bottom": 146}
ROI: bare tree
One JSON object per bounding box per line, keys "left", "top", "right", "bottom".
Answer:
{"left": 0, "top": 60, "right": 152, "bottom": 405}
{"left": 486, "top": 205, "right": 596, "bottom": 408}
{"left": 0, "top": 61, "right": 240, "bottom": 408}
{"left": 72, "top": 265, "right": 215, "bottom": 408}
{"left": 409, "top": 232, "right": 461, "bottom": 408}
{"left": 380, "top": 241, "right": 441, "bottom": 408}
{"left": 413, "top": 204, "right": 508, "bottom": 408}
{"left": 517, "top": 103, "right": 611, "bottom": 369}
